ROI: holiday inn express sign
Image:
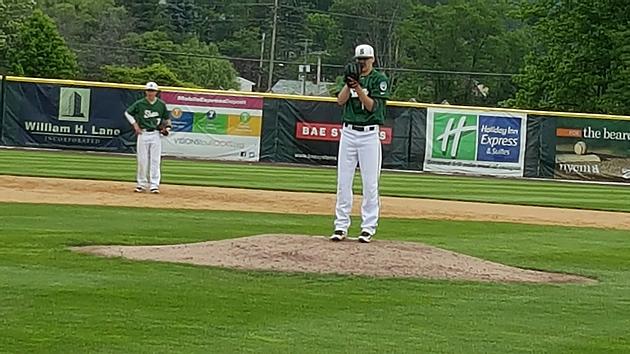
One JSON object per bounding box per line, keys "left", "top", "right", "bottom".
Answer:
{"left": 424, "top": 107, "right": 527, "bottom": 176}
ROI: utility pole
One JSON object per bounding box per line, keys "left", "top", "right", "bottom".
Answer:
{"left": 297, "top": 39, "right": 311, "bottom": 95}
{"left": 303, "top": 39, "right": 310, "bottom": 63}
{"left": 316, "top": 55, "right": 321, "bottom": 85}
{"left": 302, "top": 39, "right": 309, "bottom": 95}
{"left": 257, "top": 32, "right": 266, "bottom": 91}
{"left": 266, "top": 0, "right": 279, "bottom": 92}
{"left": 310, "top": 51, "right": 329, "bottom": 86}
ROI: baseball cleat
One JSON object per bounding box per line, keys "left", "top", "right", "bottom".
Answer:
{"left": 150, "top": 188, "right": 160, "bottom": 194}
{"left": 358, "top": 231, "right": 373, "bottom": 243}
{"left": 330, "top": 230, "right": 347, "bottom": 241}
{"left": 134, "top": 186, "right": 145, "bottom": 193}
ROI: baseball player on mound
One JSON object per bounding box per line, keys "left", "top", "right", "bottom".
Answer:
{"left": 124, "top": 82, "right": 171, "bottom": 194}
{"left": 330, "top": 44, "right": 390, "bottom": 243}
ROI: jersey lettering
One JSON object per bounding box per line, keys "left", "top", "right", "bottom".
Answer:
{"left": 350, "top": 88, "right": 369, "bottom": 98}
{"left": 144, "top": 110, "right": 160, "bottom": 119}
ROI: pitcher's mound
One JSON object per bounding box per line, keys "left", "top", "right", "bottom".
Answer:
{"left": 72, "top": 234, "right": 594, "bottom": 284}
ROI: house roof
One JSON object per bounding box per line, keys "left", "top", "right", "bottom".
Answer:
{"left": 271, "top": 79, "right": 334, "bottom": 96}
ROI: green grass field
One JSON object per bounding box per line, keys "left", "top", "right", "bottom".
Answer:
{"left": 1, "top": 149, "right": 630, "bottom": 353}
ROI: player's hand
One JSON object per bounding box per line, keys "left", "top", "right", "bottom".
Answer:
{"left": 160, "top": 127, "right": 170, "bottom": 136}
{"left": 133, "top": 123, "right": 142, "bottom": 136}
{"left": 347, "top": 78, "right": 359, "bottom": 89}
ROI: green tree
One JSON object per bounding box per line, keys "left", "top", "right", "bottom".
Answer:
{"left": 39, "top": 0, "right": 133, "bottom": 79}
{"left": 0, "top": 0, "right": 36, "bottom": 71}
{"left": 601, "top": 29, "right": 630, "bottom": 113}
{"left": 119, "top": 31, "right": 177, "bottom": 68}
{"left": 101, "top": 63, "right": 188, "bottom": 87}
{"left": 330, "top": 0, "right": 413, "bottom": 70}
{"left": 216, "top": 27, "right": 264, "bottom": 86}
{"left": 115, "top": 0, "right": 161, "bottom": 33}
{"left": 218, "top": 27, "right": 262, "bottom": 58}
{"left": 176, "top": 37, "right": 239, "bottom": 90}
{"left": 198, "top": 0, "right": 270, "bottom": 44}
{"left": 396, "top": 0, "right": 527, "bottom": 105}
{"left": 117, "top": 31, "right": 238, "bottom": 89}
{"left": 38, "top": 0, "right": 96, "bottom": 43}
{"left": 81, "top": 5, "right": 134, "bottom": 79}
{"left": 154, "top": 0, "right": 199, "bottom": 41}
{"left": 7, "top": 9, "right": 78, "bottom": 79}
{"left": 510, "top": 0, "right": 630, "bottom": 114}
{"left": 306, "top": 13, "right": 342, "bottom": 64}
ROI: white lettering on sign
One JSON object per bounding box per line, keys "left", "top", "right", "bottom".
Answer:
{"left": 302, "top": 126, "right": 328, "bottom": 137}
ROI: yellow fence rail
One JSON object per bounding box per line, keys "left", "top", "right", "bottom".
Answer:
{"left": 6, "top": 75, "right": 630, "bottom": 121}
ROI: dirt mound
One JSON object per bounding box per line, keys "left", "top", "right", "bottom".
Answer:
{"left": 72, "top": 234, "right": 595, "bottom": 284}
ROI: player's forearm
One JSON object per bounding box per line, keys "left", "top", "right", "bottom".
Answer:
{"left": 356, "top": 91, "right": 375, "bottom": 112}
{"left": 337, "top": 86, "right": 351, "bottom": 105}
{"left": 124, "top": 112, "right": 136, "bottom": 124}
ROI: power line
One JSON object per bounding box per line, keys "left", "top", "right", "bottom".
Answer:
{"left": 279, "top": 20, "right": 367, "bottom": 36}
{"left": 318, "top": 62, "right": 515, "bottom": 77}
{"left": 280, "top": 4, "right": 399, "bottom": 24}
{"left": 197, "top": 2, "right": 274, "bottom": 8}
{"left": 225, "top": 2, "right": 275, "bottom": 6}
{"left": 70, "top": 42, "right": 264, "bottom": 63}
{"left": 378, "top": 67, "right": 515, "bottom": 77}
{"left": 211, "top": 18, "right": 271, "bottom": 24}
{"left": 69, "top": 42, "right": 516, "bottom": 77}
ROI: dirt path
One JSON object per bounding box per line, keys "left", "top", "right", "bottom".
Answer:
{"left": 2, "top": 175, "right": 630, "bottom": 229}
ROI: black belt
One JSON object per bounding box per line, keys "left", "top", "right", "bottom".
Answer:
{"left": 343, "top": 122, "right": 377, "bottom": 132}
{"left": 143, "top": 129, "right": 156, "bottom": 132}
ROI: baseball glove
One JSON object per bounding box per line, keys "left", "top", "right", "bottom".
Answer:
{"left": 344, "top": 62, "right": 361, "bottom": 86}
{"left": 158, "top": 121, "right": 172, "bottom": 136}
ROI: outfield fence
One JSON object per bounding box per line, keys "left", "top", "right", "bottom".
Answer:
{"left": 2, "top": 75, "right": 630, "bottom": 183}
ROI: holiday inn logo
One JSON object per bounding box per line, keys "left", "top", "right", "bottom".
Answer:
{"left": 430, "top": 111, "right": 523, "bottom": 163}
{"left": 424, "top": 108, "right": 526, "bottom": 177}
{"left": 432, "top": 113, "right": 478, "bottom": 160}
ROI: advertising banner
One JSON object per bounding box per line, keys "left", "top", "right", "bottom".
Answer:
{"left": 1, "top": 82, "right": 135, "bottom": 152}
{"left": 554, "top": 117, "right": 630, "bottom": 182}
{"left": 160, "top": 91, "right": 263, "bottom": 161}
{"left": 260, "top": 99, "right": 417, "bottom": 169}
{"left": 424, "top": 107, "right": 527, "bottom": 176}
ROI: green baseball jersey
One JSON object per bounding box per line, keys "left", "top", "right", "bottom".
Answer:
{"left": 126, "top": 98, "right": 169, "bottom": 130}
{"left": 338, "top": 69, "right": 390, "bottom": 125}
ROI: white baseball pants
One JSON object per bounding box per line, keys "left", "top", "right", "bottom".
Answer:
{"left": 136, "top": 131, "right": 162, "bottom": 190}
{"left": 334, "top": 124, "right": 382, "bottom": 235}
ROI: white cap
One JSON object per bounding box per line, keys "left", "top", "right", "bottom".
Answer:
{"left": 354, "top": 44, "right": 375, "bottom": 59}
{"left": 145, "top": 82, "right": 159, "bottom": 91}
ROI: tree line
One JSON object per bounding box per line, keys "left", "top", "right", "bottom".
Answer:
{"left": 0, "top": 0, "right": 628, "bottom": 115}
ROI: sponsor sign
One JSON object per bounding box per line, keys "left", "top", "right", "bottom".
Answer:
{"left": 295, "top": 122, "right": 393, "bottom": 144}
{"left": 161, "top": 92, "right": 263, "bottom": 161}
{"left": 554, "top": 118, "right": 630, "bottom": 182}
{"left": 272, "top": 99, "right": 405, "bottom": 167}
{"left": 2, "top": 83, "right": 133, "bottom": 151}
{"left": 424, "top": 108, "right": 527, "bottom": 176}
